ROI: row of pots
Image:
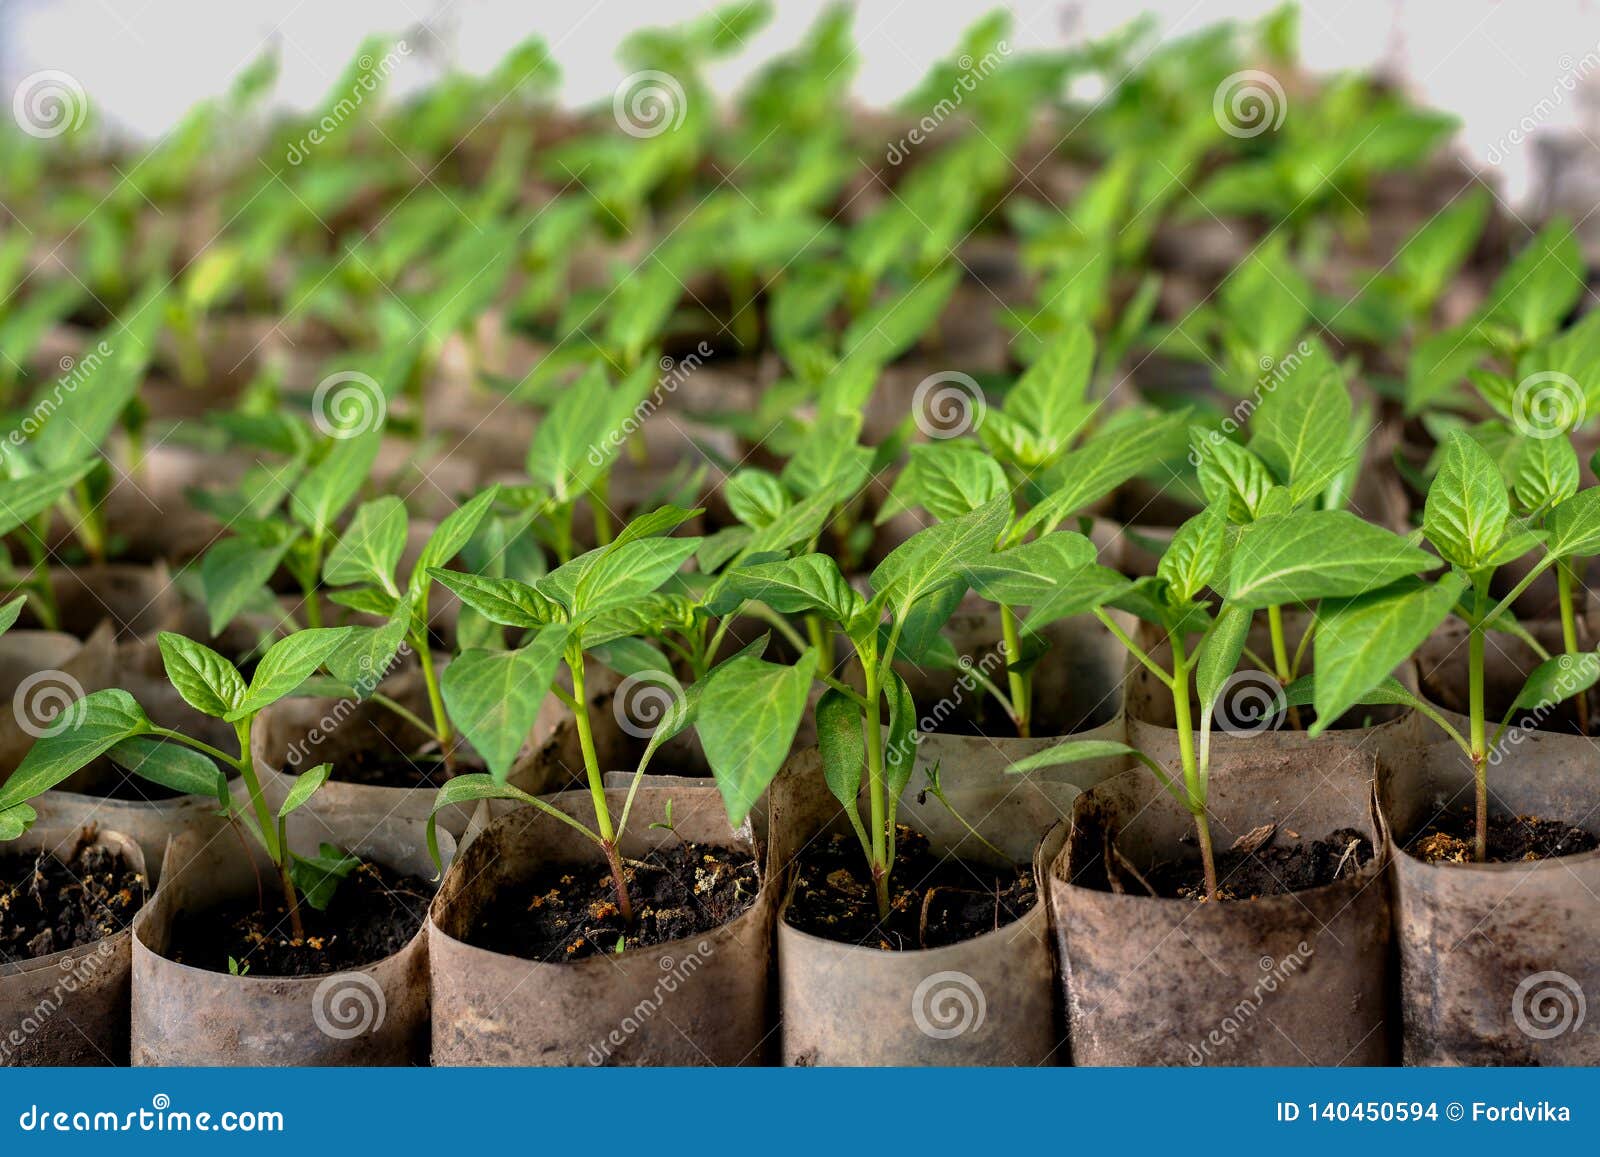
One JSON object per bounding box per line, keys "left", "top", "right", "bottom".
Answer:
{"left": 7, "top": 622, "right": 1598, "bottom": 1065}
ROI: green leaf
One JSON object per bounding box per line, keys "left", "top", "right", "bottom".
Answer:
{"left": 1024, "top": 563, "right": 1131, "bottom": 632}
{"left": 881, "top": 441, "right": 1007, "bottom": 522}
{"left": 0, "top": 690, "right": 152, "bottom": 813}
{"left": 882, "top": 670, "right": 918, "bottom": 802}
{"left": 278, "top": 763, "right": 333, "bottom": 819}
{"left": 0, "top": 594, "right": 24, "bottom": 637}
{"left": 233, "top": 627, "right": 354, "bottom": 718}
{"left": 1395, "top": 188, "right": 1489, "bottom": 312}
{"left": 1227, "top": 510, "right": 1439, "bottom": 609}
{"left": 712, "top": 553, "right": 861, "bottom": 624}
{"left": 290, "top": 843, "right": 361, "bottom": 911}
{"left": 1513, "top": 652, "right": 1600, "bottom": 712}
{"left": 1194, "top": 435, "right": 1274, "bottom": 523}
{"left": 325, "top": 605, "right": 411, "bottom": 696}
{"left": 289, "top": 431, "right": 381, "bottom": 535}
{"left": 1312, "top": 573, "right": 1468, "bottom": 732}
{"left": 962, "top": 532, "right": 1094, "bottom": 606}
{"left": 1512, "top": 434, "right": 1580, "bottom": 514}
{"left": 1004, "top": 740, "right": 1140, "bottom": 776}
{"left": 0, "top": 462, "right": 95, "bottom": 538}
{"left": 324, "top": 495, "right": 408, "bottom": 590}
{"left": 1157, "top": 507, "right": 1227, "bottom": 603}
{"left": 1483, "top": 220, "right": 1584, "bottom": 346}
{"left": 1003, "top": 323, "right": 1093, "bottom": 452}
{"left": 870, "top": 497, "right": 1009, "bottom": 615}
{"left": 409, "top": 486, "right": 499, "bottom": 595}
{"left": 1196, "top": 602, "right": 1252, "bottom": 709}
{"left": 570, "top": 535, "right": 700, "bottom": 618}
{"left": 724, "top": 470, "right": 789, "bottom": 528}
{"left": 1249, "top": 357, "right": 1352, "bottom": 491}
{"left": 0, "top": 804, "right": 37, "bottom": 841}
{"left": 1546, "top": 487, "right": 1600, "bottom": 558}
{"left": 430, "top": 570, "right": 560, "bottom": 629}
{"left": 1423, "top": 431, "right": 1511, "bottom": 570}
{"left": 441, "top": 624, "right": 572, "bottom": 781}
{"left": 201, "top": 532, "right": 296, "bottom": 636}
{"left": 1018, "top": 409, "right": 1191, "bottom": 535}
{"left": 816, "top": 687, "right": 865, "bottom": 814}
{"left": 158, "top": 633, "right": 247, "bottom": 719}
{"left": 700, "top": 648, "right": 819, "bottom": 825}
{"left": 423, "top": 774, "right": 546, "bottom": 868}
{"left": 108, "top": 737, "right": 227, "bottom": 801}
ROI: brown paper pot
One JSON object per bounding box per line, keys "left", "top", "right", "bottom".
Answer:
{"left": 31, "top": 785, "right": 228, "bottom": 888}
{"left": 1380, "top": 738, "right": 1600, "bottom": 1064}
{"left": 772, "top": 751, "right": 1063, "bottom": 1066}
{"left": 130, "top": 813, "right": 454, "bottom": 1066}
{"left": 249, "top": 663, "right": 573, "bottom": 839}
{"left": 15, "top": 564, "right": 179, "bottom": 643}
{"left": 0, "top": 826, "right": 147, "bottom": 1066}
{"left": 1124, "top": 617, "right": 1416, "bottom": 769}
{"left": 0, "top": 622, "right": 116, "bottom": 778}
{"left": 1049, "top": 752, "right": 1395, "bottom": 1066}
{"left": 430, "top": 786, "right": 772, "bottom": 1065}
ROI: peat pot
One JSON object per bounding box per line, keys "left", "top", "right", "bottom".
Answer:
{"left": 131, "top": 812, "right": 453, "bottom": 1065}
{"left": 430, "top": 786, "right": 772, "bottom": 1065}
{"left": 1381, "top": 739, "right": 1600, "bottom": 1064}
{"left": 773, "top": 751, "right": 1063, "bottom": 1065}
{"left": 1049, "top": 751, "right": 1395, "bottom": 1065}
{"left": 1, "top": 826, "right": 148, "bottom": 1065}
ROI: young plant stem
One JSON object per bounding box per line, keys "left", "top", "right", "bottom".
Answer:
{"left": 999, "top": 604, "right": 1031, "bottom": 737}
{"left": 1557, "top": 558, "right": 1590, "bottom": 734}
{"left": 1169, "top": 633, "right": 1218, "bottom": 901}
{"left": 1468, "top": 597, "right": 1489, "bottom": 863}
{"left": 1266, "top": 605, "right": 1303, "bottom": 730}
{"left": 232, "top": 717, "right": 306, "bottom": 939}
{"left": 862, "top": 656, "right": 890, "bottom": 919}
{"left": 413, "top": 631, "right": 455, "bottom": 774}
{"left": 568, "top": 655, "right": 634, "bottom": 924}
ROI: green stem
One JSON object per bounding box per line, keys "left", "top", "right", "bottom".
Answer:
{"left": 1557, "top": 558, "right": 1589, "bottom": 734}
{"left": 1000, "top": 604, "right": 1031, "bottom": 738}
{"left": 863, "top": 656, "right": 890, "bottom": 919}
{"left": 1169, "top": 633, "right": 1217, "bottom": 901}
{"left": 569, "top": 654, "right": 633, "bottom": 923}
{"left": 1095, "top": 608, "right": 1174, "bottom": 689}
{"left": 1469, "top": 574, "right": 1489, "bottom": 863}
{"left": 413, "top": 632, "right": 454, "bottom": 770}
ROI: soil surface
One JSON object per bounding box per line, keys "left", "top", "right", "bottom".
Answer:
{"left": 1413, "top": 811, "right": 1599, "bottom": 864}
{"left": 300, "top": 747, "right": 453, "bottom": 790}
{"left": 0, "top": 835, "right": 145, "bottom": 963}
{"left": 166, "top": 860, "right": 432, "bottom": 976}
{"left": 784, "top": 827, "right": 1035, "bottom": 950}
{"left": 466, "top": 841, "right": 760, "bottom": 962}
{"left": 1136, "top": 827, "right": 1375, "bottom": 901}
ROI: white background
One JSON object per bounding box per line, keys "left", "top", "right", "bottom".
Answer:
{"left": 3, "top": 0, "right": 1599, "bottom": 203}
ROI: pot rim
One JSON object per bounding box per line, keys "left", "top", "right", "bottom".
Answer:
{"left": 0, "top": 827, "right": 147, "bottom": 979}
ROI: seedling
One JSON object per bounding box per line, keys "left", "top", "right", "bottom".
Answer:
{"left": 0, "top": 625, "right": 354, "bottom": 935}
{"left": 426, "top": 505, "right": 813, "bottom": 924}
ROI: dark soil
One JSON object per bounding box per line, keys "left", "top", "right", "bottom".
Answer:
{"left": 305, "top": 747, "right": 452, "bottom": 790}
{"left": 784, "top": 827, "right": 1035, "bottom": 950}
{"left": 465, "top": 841, "right": 760, "bottom": 963}
{"left": 1413, "top": 810, "right": 1599, "bottom": 864}
{"left": 166, "top": 860, "right": 432, "bottom": 976}
{"left": 1137, "top": 827, "right": 1375, "bottom": 901}
{"left": 0, "top": 834, "right": 146, "bottom": 963}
